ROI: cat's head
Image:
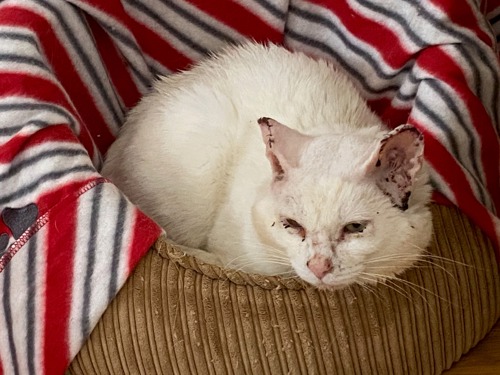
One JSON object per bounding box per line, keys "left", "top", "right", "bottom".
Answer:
{"left": 252, "top": 117, "right": 432, "bottom": 289}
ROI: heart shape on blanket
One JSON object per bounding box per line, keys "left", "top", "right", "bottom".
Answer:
{"left": 0, "top": 233, "right": 8, "bottom": 256}
{"left": 2, "top": 203, "right": 39, "bottom": 239}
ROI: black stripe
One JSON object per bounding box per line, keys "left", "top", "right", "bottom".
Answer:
{"left": 144, "top": 56, "right": 170, "bottom": 78}
{"left": 128, "top": 63, "right": 154, "bottom": 90}
{"left": 356, "top": 0, "right": 426, "bottom": 46}
{"left": 0, "top": 120, "right": 48, "bottom": 136}
{"left": 288, "top": 5, "right": 412, "bottom": 82}
{"left": 3, "top": 262, "right": 20, "bottom": 375}
{"left": 414, "top": 94, "right": 488, "bottom": 204}
{"left": 359, "top": 1, "right": 489, "bottom": 122}
{"left": 128, "top": 1, "right": 211, "bottom": 56}
{"left": 0, "top": 165, "right": 95, "bottom": 205}
{"left": 456, "top": 44, "right": 482, "bottom": 103}
{"left": 414, "top": 96, "right": 459, "bottom": 156}
{"left": 425, "top": 80, "right": 488, "bottom": 205}
{"left": 0, "top": 32, "right": 41, "bottom": 52}
{"left": 0, "top": 102, "right": 77, "bottom": 133}
{"left": 96, "top": 24, "right": 153, "bottom": 88}
{"left": 160, "top": 0, "right": 237, "bottom": 44}
{"left": 289, "top": 1, "right": 497, "bottom": 195}
{"left": 0, "top": 54, "right": 49, "bottom": 71}
{"left": 108, "top": 196, "right": 127, "bottom": 303}
{"left": 37, "top": 1, "right": 123, "bottom": 126}
{"left": 26, "top": 237, "right": 37, "bottom": 375}
{"left": 254, "top": 0, "right": 287, "bottom": 20}
{"left": 81, "top": 183, "right": 103, "bottom": 339}
{"left": 0, "top": 147, "right": 89, "bottom": 181}
{"left": 490, "top": 13, "right": 500, "bottom": 25}
{"left": 394, "top": 69, "right": 418, "bottom": 102}
{"left": 400, "top": 0, "right": 499, "bottom": 126}
{"left": 286, "top": 29, "right": 402, "bottom": 95}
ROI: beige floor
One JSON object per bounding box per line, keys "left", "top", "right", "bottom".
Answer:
{"left": 445, "top": 320, "right": 500, "bottom": 374}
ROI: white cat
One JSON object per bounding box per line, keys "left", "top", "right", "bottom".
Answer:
{"left": 102, "top": 43, "right": 432, "bottom": 289}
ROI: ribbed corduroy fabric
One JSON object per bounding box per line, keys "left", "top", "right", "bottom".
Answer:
{"left": 68, "top": 204, "right": 500, "bottom": 375}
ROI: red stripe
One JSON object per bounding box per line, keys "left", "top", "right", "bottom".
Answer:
{"left": 128, "top": 17, "right": 193, "bottom": 71}
{"left": 430, "top": 0, "right": 495, "bottom": 49}
{"left": 36, "top": 178, "right": 99, "bottom": 215}
{"left": 127, "top": 209, "right": 162, "bottom": 273}
{"left": 0, "top": 72, "right": 79, "bottom": 117}
{"left": 43, "top": 190, "right": 77, "bottom": 374}
{"left": 188, "top": 0, "right": 283, "bottom": 43}
{"left": 416, "top": 47, "right": 500, "bottom": 212}
{"left": 367, "top": 98, "right": 411, "bottom": 128}
{"left": 310, "top": 0, "right": 410, "bottom": 68}
{"left": 411, "top": 119, "right": 499, "bottom": 249}
{"left": 86, "top": 15, "right": 141, "bottom": 113}
{"left": 73, "top": 0, "right": 193, "bottom": 71}
{"left": 0, "top": 125, "right": 81, "bottom": 163}
{"left": 0, "top": 6, "right": 114, "bottom": 152}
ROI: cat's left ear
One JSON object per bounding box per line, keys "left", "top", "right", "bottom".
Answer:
{"left": 364, "top": 124, "right": 424, "bottom": 210}
{"left": 257, "top": 117, "right": 312, "bottom": 181}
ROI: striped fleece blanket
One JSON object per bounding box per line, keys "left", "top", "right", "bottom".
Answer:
{"left": 0, "top": 0, "right": 499, "bottom": 373}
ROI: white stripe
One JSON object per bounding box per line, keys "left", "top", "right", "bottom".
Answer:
{"left": 464, "top": 0, "right": 497, "bottom": 46}
{"left": 0, "top": 98, "right": 79, "bottom": 137}
{"left": 0, "top": 268, "right": 15, "bottom": 375}
{"left": 29, "top": 226, "right": 48, "bottom": 375}
{"left": 19, "top": 0, "right": 124, "bottom": 133}
{"left": 286, "top": 1, "right": 404, "bottom": 98}
{"left": 67, "top": 183, "right": 136, "bottom": 357}
{"left": 172, "top": 0, "right": 247, "bottom": 43}
{"left": 0, "top": 141, "right": 85, "bottom": 173}
{"left": 345, "top": 0, "right": 426, "bottom": 52}
{"left": 0, "top": 165, "right": 98, "bottom": 211}
{"left": 443, "top": 44, "right": 499, "bottom": 126}
{"left": 0, "top": 225, "right": 48, "bottom": 375}
{"left": 410, "top": 97, "right": 486, "bottom": 205}
{"left": 144, "top": 55, "right": 172, "bottom": 77}
{"left": 68, "top": 185, "right": 95, "bottom": 356}
{"left": 427, "top": 164, "right": 456, "bottom": 205}
{"left": 65, "top": 0, "right": 154, "bottom": 94}
{"left": 124, "top": 0, "right": 245, "bottom": 62}
{"left": 86, "top": 185, "right": 134, "bottom": 331}
{"left": 234, "top": 0, "right": 286, "bottom": 30}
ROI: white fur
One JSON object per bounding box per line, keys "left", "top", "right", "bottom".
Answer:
{"left": 102, "top": 43, "right": 432, "bottom": 288}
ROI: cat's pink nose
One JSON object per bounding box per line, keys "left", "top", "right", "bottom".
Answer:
{"left": 307, "top": 255, "right": 332, "bottom": 279}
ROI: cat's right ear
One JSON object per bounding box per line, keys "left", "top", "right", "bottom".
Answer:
{"left": 257, "top": 117, "right": 312, "bottom": 181}
{"left": 364, "top": 124, "right": 424, "bottom": 210}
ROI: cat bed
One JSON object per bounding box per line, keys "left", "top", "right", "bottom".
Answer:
{"left": 68, "top": 204, "right": 500, "bottom": 374}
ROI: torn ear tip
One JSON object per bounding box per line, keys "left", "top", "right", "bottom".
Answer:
{"left": 399, "top": 123, "right": 422, "bottom": 133}
{"left": 257, "top": 117, "right": 271, "bottom": 125}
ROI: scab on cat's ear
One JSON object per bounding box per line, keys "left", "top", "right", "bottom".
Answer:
{"left": 364, "top": 124, "right": 424, "bottom": 210}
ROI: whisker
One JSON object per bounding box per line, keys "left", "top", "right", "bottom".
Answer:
{"left": 355, "top": 278, "right": 386, "bottom": 304}
{"left": 371, "top": 271, "right": 452, "bottom": 308}
{"left": 226, "top": 259, "right": 292, "bottom": 273}
{"left": 359, "top": 274, "right": 413, "bottom": 303}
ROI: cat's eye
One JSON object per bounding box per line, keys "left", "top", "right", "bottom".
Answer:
{"left": 343, "top": 222, "right": 366, "bottom": 234}
{"left": 282, "top": 218, "right": 306, "bottom": 239}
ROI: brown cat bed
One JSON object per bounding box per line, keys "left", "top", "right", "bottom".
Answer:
{"left": 68, "top": 204, "right": 499, "bottom": 374}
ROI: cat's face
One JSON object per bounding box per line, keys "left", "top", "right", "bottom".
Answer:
{"left": 253, "top": 118, "right": 432, "bottom": 288}
{"left": 258, "top": 175, "right": 432, "bottom": 288}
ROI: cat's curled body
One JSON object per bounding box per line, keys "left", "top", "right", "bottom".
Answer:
{"left": 103, "top": 43, "right": 432, "bottom": 289}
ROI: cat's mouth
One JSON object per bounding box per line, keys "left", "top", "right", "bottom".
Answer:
{"left": 297, "top": 267, "right": 363, "bottom": 289}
